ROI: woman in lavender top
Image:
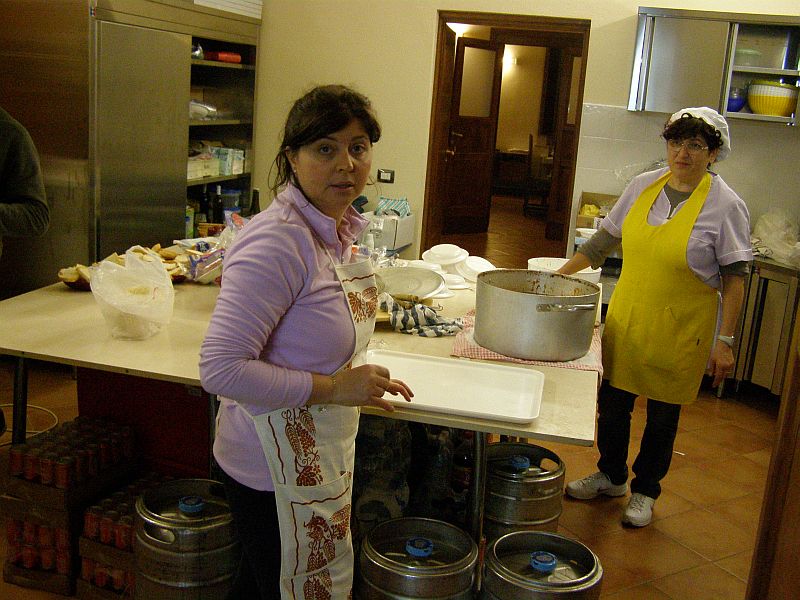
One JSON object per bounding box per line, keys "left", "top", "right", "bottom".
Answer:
{"left": 200, "top": 85, "right": 412, "bottom": 599}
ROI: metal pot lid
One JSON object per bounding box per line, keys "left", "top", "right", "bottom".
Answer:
{"left": 138, "top": 479, "right": 230, "bottom": 523}
{"left": 365, "top": 517, "right": 476, "bottom": 570}
{"left": 487, "top": 531, "right": 601, "bottom": 590}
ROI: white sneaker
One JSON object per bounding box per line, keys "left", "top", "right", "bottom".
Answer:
{"left": 565, "top": 471, "right": 628, "bottom": 500}
{"left": 622, "top": 493, "right": 655, "bottom": 527}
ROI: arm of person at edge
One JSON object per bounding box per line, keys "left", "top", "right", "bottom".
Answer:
{"left": 0, "top": 114, "right": 49, "bottom": 238}
{"left": 708, "top": 273, "right": 745, "bottom": 388}
{"left": 199, "top": 216, "right": 412, "bottom": 415}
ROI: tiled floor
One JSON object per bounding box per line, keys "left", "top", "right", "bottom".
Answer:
{"left": 0, "top": 196, "right": 780, "bottom": 598}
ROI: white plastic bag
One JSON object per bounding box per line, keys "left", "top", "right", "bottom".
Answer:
{"left": 752, "top": 208, "right": 800, "bottom": 268}
{"left": 90, "top": 246, "right": 175, "bottom": 339}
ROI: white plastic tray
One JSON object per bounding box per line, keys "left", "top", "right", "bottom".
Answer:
{"left": 364, "top": 349, "right": 544, "bottom": 423}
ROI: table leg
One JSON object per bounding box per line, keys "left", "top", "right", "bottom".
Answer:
{"left": 12, "top": 356, "right": 28, "bottom": 444}
{"left": 468, "top": 431, "right": 487, "bottom": 541}
{"left": 469, "top": 431, "right": 488, "bottom": 595}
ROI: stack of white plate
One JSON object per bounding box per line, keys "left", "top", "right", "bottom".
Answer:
{"left": 455, "top": 256, "right": 496, "bottom": 282}
{"left": 422, "top": 244, "right": 469, "bottom": 274}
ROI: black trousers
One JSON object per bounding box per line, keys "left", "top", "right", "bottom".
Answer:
{"left": 596, "top": 382, "right": 682, "bottom": 500}
{"left": 220, "top": 470, "right": 281, "bottom": 599}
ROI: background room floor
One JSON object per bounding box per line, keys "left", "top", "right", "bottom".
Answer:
{"left": 438, "top": 194, "right": 565, "bottom": 267}
{"left": 0, "top": 356, "right": 778, "bottom": 599}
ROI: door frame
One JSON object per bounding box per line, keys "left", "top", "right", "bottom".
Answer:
{"left": 421, "top": 10, "right": 591, "bottom": 253}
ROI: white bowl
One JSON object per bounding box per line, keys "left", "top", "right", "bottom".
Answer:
{"left": 421, "top": 247, "right": 469, "bottom": 266}
{"left": 527, "top": 256, "right": 601, "bottom": 284}
{"left": 427, "top": 243, "right": 463, "bottom": 261}
{"left": 456, "top": 256, "right": 496, "bottom": 282}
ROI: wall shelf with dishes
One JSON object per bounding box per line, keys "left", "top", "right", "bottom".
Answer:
{"left": 724, "top": 23, "right": 800, "bottom": 125}
{"left": 629, "top": 9, "right": 799, "bottom": 127}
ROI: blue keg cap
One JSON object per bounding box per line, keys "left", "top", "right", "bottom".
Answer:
{"left": 530, "top": 550, "right": 557, "bottom": 574}
{"left": 178, "top": 495, "right": 206, "bottom": 515}
{"left": 405, "top": 537, "right": 434, "bottom": 558}
{"left": 510, "top": 455, "right": 531, "bottom": 470}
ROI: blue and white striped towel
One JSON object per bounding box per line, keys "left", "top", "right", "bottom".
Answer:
{"left": 381, "top": 294, "right": 463, "bottom": 337}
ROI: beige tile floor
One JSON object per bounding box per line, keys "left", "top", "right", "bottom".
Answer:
{"left": 0, "top": 199, "right": 778, "bottom": 597}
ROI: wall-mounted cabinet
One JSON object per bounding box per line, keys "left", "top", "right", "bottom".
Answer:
{"left": 629, "top": 8, "right": 800, "bottom": 126}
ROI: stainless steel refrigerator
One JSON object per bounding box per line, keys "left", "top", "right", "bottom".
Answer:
{"left": 0, "top": 0, "right": 258, "bottom": 299}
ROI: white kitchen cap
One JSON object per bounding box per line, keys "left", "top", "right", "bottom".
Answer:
{"left": 667, "top": 107, "right": 730, "bottom": 161}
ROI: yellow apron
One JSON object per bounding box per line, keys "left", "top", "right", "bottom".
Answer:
{"left": 240, "top": 250, "right": 377, "bottom": 599}
{"left": 603, "top": 171, "right": 717, "bottom": 404}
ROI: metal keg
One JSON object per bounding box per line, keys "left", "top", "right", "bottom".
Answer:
{"left": 357, "top": 517, "right": 478, "bottom": 599}
{"left": 482, "top": 531, "right": 603, "bottom": 599}
{"left": 134, "top": 479, "right": 239, "bottom": 599}
{"left": 484, "top": 442, "right": 565, "bottom": 540}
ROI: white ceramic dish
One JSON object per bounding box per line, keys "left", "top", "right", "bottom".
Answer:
{"left": 526, "top": 257, "right": 601, "bottom": 284}
{"left": 432, "top": 288, "right": 455, "bottom": 299}
{"left": 376, "top": 267, "right": 445, "bottom": 299}
{"left": 408, "top": 259, "right": 445, "bottom": 273}
{"left": 443, "top": 273, "right": 468, "bottom": 289}
{"left": 427, "top": 243, "right": 463, "bottom": 261}
{"left": 422, "top": 248, "right": 469, "bottom": 266}
{"left": 456, "top": 256, "right": 496, "bottom": 282}
{"left": 364, "top": 349, "right": 544, "bottom": 422}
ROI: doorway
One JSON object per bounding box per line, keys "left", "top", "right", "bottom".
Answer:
{"left": 421, "top": 11, "right": 591, "bottom": 263}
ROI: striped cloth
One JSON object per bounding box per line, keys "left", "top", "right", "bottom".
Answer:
{"left": 381, "top": 294, "right": 463, "bottom": 337}
{"left": 452, "top": 312, "right": 603, "bottom": 378}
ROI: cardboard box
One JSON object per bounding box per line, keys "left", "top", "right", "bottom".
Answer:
{"left": 187, "top": 156, "right": 219, "bottom": 180}
{"left": 211, "top": 147, "right": 245, "bottom": 176}
{"left": 577, "top": 192, "right": 618, "bottom": 228}
{"left": 363, "top": 211, "right": 415, "bottom": 251}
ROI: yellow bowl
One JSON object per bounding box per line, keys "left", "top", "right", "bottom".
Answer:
{"left": 748, "top": 82, "right": 798, "bottom": 117}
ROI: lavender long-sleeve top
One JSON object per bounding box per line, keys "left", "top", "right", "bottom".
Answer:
{"left": 199, "top": 183, "right": 368, "bottom": 491}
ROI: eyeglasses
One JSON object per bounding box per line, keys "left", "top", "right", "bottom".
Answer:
{"left": 667, "top": 139, "right": 709, "bottom": 155}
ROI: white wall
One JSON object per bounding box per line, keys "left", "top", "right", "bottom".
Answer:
{"left": 255, "top": 1, "right": 800, "bottom": 256}
{"left": 496, "top": 45, "right": 546, "bottom": 152}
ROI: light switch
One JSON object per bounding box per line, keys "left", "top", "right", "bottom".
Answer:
{"left": 377, "top": 168, "right": 395, "bottom": 183}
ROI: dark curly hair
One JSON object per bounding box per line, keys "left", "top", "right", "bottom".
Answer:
{"left": 270, "top": 85, "right": 381, "bottom": 195}
{"left": 661, "top": 112, "right": 722, "bottom": 153}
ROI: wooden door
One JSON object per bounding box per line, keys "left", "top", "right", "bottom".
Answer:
{"left": 544, "top": 49, "right": 582, "bottom": 242}
{"left": 746, "top": 308, "right": 800, "bottom": 599}
{"left": 441, "top": 37, "right": 503, "bottom": 234}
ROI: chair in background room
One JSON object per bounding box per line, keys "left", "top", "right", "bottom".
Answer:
{"left": 522, "top": 134, "right": 552, "bottom": 217}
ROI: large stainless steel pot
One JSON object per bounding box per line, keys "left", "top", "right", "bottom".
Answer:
{"left": 474, "top": 270, "right": 600, "bottom": 361}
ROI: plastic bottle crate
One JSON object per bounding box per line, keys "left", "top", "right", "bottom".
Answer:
{"left": 2, "top": 493, "right": 82, "bottom": 595}
{"left": 76, "top": 472, "right": 174, "bottom": 599}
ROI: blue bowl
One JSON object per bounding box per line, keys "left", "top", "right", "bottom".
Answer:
{"left": 727, "top": 95, "right": 747, "bottom": 112}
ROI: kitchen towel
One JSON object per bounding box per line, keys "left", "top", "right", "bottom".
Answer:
{"left": 452, "top": 312, "right": 603, "bottom": 378}
{"left": 381, "top": 294, "right": 463, "bottom": 337}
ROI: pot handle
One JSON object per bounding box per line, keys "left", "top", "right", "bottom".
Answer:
{"left": 536, "top": 303, "right": 596, "bottom": 312}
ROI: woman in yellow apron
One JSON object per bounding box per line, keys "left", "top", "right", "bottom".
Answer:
{"left": 200, "top": 85, "right": 412, "bottom": 598}
{"left": 559, "top": 108, "right": 752, "bottom": 527}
